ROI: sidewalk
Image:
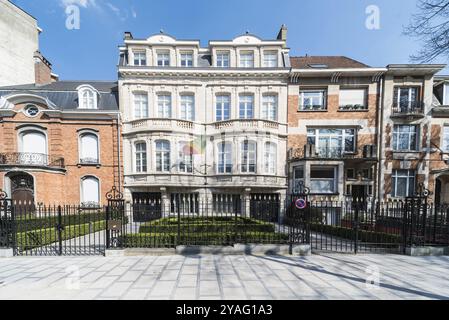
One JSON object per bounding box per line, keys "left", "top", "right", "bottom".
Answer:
{"left": 0, "top": 254, "right": 448, "bottom": 300}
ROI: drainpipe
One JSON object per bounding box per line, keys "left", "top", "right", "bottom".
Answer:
{"left": 376, "top": 76, "right": 385, "bottom": 200}
{"left": 117, "top": 112, "right": 122, "bottom": 192}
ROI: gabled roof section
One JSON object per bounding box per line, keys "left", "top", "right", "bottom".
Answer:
{"left": 290, "top": 56, "right": 370, "bottom": 69}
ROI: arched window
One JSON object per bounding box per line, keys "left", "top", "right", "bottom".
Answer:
{"left": 135, "top": 142, "right": 147, "bottom": 173}
{"left": 264, "top": 142, "right": 277, "bottom": 174}
{"left": 241, "top": 140, "right": 256, "bottom": 173}
{"left": 155, "top": 140, "right": 171, "bottom": 172}
{"left": 19, "top": 129, "right": 47, "bottom": 165}
{"left": 77, "top": 85, "right": 98, "bottom": 109}
{"left": 79, "top": 132, "right": 99, "bottom": 164}
{"left": 81, "top": 176, "right": 100, "bottom": 206}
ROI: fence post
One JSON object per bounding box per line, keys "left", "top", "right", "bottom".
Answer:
{"left": 402, "top": 201, "right": 407, "bottom": 255}
{"left": 176, "top": 194, "right": 181, "bottom": 248}
{"left": 354, "top": 201, "right": 359, "bottom": 255}
{"left": 105, "top": 205, "right": 110, "bottom": 250}
{"left": 10, "top": 202, "right": 16, "bottom": 255}
{"left": 57, "top": 205, "right": 63, "bottom": 256}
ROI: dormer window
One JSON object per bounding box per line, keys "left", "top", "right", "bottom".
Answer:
{"left": 157, "top": 51, "right": 170, "bottom": 67}
{"left": 77, "top": 85, "right": 98, "bottom": 109}
{"left": 133, "top": 51, "right": 147, "bottom": 66}
{"left": 180, "top": 51, "right": 193, "bottom": 67}
{"left": 239, "top": 51, "right": 254, "bottom": 68}
{"left": 263, "top": 51, "right": 278, "bottom": 67}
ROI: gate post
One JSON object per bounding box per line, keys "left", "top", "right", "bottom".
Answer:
{"left": 105, "top": 205, "right": 110, "bottom": 250}
{"left": 57, "top": 205, "right": 63, "bottom": 256}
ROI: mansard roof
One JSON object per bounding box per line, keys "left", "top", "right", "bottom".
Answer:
{"left": 290, "top": 56, "right": 370, "bottom": 69}
{"left": 0, "top": 81, "right": 118, "bottom": 111}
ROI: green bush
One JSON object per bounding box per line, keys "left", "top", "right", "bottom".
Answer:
{"left": 139, "top": 217, "right": 275, "bottom": 234}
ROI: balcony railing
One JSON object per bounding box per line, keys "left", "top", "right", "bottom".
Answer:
{"left": 289, "top": 144, "right": 377, "bottom": 161}
{"left": 391, "top": 101, "right": 425, "bottom": 117}
{"left": 0, "top": 153, "right": 65, "bottom": 169}
{"left": 79, "top": 158, "right": 99, "bottom": 165}
{"left": 213, "top": 119, "right": 280, "bottom": 130}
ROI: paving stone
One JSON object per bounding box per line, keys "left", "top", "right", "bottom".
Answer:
{"left": 100, "top": 282, "right": 133, "bottom": 298}
{"left": 122, "top": 289, "right": 150, "bottom": 300}
{"left": 173, "top": 287, "right": 198, "bottom": 300}
{"left": 199, "top": 281, "right": 221, "bottom": 296}
{"left": 149, "top": 281, "right": 176, "bottom": 297}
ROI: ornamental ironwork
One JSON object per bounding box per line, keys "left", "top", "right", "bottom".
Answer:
{"left": 106, "top": 186, "right": 124, "bottom": 201}
{"left": 0, "top": 153, "right": 65, "bottom": 169}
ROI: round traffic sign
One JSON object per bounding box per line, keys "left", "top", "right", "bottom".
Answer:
{"left": 295, "top": 198, "right": 307, "bottom": 210}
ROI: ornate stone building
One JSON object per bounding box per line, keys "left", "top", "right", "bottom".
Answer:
{"left": 118, "top": 27, "right": 290, "bottom": 211}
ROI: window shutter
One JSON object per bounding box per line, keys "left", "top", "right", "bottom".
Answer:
{"left": 339, "top": 89, "right": 366, "bottom": 106}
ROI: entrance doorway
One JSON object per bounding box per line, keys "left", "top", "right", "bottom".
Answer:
{"left": 6, "top": 172, "right": 34, "bottom": 204}
{"left": 351, "top": 185, "right": 367, "bottom": 202}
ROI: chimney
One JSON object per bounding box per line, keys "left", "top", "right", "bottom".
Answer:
{"left": 34, "top": 51, "right": 53, "bottom": 85}
{"left": 124, "top": 31, "right": 133, "bottom": 40}
{"left": 277, "top": 24, "right": 288, "bottom": 46}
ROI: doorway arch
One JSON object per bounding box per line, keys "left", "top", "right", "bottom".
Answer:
{"left": 5, "top": 172, "right": 35, "bottom": 204}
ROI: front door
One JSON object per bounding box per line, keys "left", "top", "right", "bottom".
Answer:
{"left": 10, "top": 173, "right": 35, "bottom": 205}
{"left": 351, "top": 185, "right": 367, "bottom": 202}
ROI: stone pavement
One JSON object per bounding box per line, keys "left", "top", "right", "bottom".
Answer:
{"left": 0, "top": 253, "right": 448, "bottom": 300}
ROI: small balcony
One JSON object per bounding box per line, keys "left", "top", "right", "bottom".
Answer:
{"left": 289, "top": 144, "right": 377, "bottom": 161}
{"left": 391, "top": 101, "right": 425, "bottom": 119}
{"left": 0, "top": 153, "right": 65, "bottom": 170}
{"left": 124, "top": 118, "right": 196, "bottom": 134}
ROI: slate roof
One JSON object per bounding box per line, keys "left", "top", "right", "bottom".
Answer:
{"left": 0, "top": 81, "right": 119, "bottom": 111}
{"left": 290, "top": 56, "right": 370, "bottom": 69}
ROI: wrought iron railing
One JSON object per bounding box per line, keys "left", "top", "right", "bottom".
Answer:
{"left": 79, "top": 158, "right": 99, "bottom": 165}
{"left": 392, "top": 101, "right": 425, "bottom": 116}
{"left": 289, "top": 145, "right": 377, "bottom": 161}
{"left": 0, "top": 153, "right": 65, "bottom": 169}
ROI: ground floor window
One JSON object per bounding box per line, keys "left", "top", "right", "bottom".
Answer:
{"left": 392, "top": 170, "right": 416, "bottom": 198}
{"left": 310, "top": 166, "right": 337, "bottom": 194}
{"left": 293, "top": 166, "right": 305, "bottom": 193}
{"left": 81, "top": 176, "right": 100, "bottom": 206}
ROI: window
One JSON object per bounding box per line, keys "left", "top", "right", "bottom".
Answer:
{"left": 157, "top": 95, "right": 172, "bottom": 118}
{"left": 157, "top": 51, "right": 170, "bottom": 66}
{"left": 218, "top": 142, "right": 232, "bottom": 174}
{"left": 263, "top": 51, "right": 278, "bottom": 67}
{"left": 339, "top": 88, "right": 367, "bottom": 110}
{"left": 135, "top": 142, "right": 147, "bottom": 173}
{"left": 79, "top": 133, "right": 99, "bottom": 164}
{"left": 216, "top": 51, "right": 230, "bottom": 68}
{"left": 134, "top": 93, "right": 148, "bottom": 119}
{"left": 307, "top": 128, "right": 356, "bottom": 157}
{"left": 394, "top": 87, "right": 419, "bottom": 111}
{"left": 239, "top": 51, "right": 254, "bottom": 68}
{"left": 155, "top": 140, "right": 170, "bottom": 172}
{"left": 81, "top": 176, "right": 100, "bottom": 206}
{"left": 264, "top": 142, "right": 277, "bottom": 174}
{"left": 241, "top": 141, "right": 256, "bottom": 173}
{"left": 392, "top": 170, "right": 416, "bottom": 198}
{"left": 239, "top": 94, "right": 254, "bottom": 119}
{"left": 299, "top": 90, "right": 326, "bottom": 111}
{"left": 178, "top": 142, "right": 193, "bottom": 173}
{"left": 216, "top": 95, "right": 231, "bottom": 121}
{"left": 19, "top": 130, "right": 47, "bottom": 165}
{"left": 24, "top": 105, "right": 39, "bottom": 117}
{"left": 180, "top": 95, "right": 194, "bottom": 121}
{"left": 443, "top": 126, "right": 449, "bottom": 152}
{"left": 293, "top": 166, "right": 305, "bottom": 193}
{"left": 180, "top": 52, "right": 193, "bottom": 67}
{"left": 133, "top": 51, "right": 147, "bottom": 66}
{"left": 393, "top": 125, "right": 418, "bottom": 151}
{"left": 79, "top": 89, "right": 96, "bottom": 109}
{"left": 262, "top": 95, "right": 278, "bottom": 121}
{"left": 310, "top": 167, "right": 337, "bottom": 194}
{"left": 444, "top": 83, "right": 449, "bottom": 105}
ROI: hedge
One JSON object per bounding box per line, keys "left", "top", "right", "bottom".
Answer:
{"left": 15, "top": 220, "right": 106, "bottom": 251}
{"left": 121, "top": 231, "right": 290, "bottom": 248}
{"left": 139, "top": 217, "right": 276, "bottom": 234}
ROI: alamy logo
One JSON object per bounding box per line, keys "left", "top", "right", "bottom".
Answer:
{"left": 365, "top": 5, "right": 380, "bottom": 30}
{"left": 65, "top": 5, "right": 81, "bottom": 30}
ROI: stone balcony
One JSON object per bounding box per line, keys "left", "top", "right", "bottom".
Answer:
{"left": 123, "top": 118, "right": 198, "bottom": 135}
{"left": 209, "top": 119, "right": 287, "bottom": 136}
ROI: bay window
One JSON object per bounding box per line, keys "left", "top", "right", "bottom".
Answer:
{"left": 135, "top": 142, "right": 147, "bottom": 173}
{"left": 134, "top": 93, "right": 148, "bottom": 119}
{"left": 394, "top": 87, "right": 420, "bottom": 112}
{"left": 310, "top": 166, "right": 337, "bottom": 194}
{"left": 293, "top": 166, "right": 305, "bottom": 194}
{"left": 178, "top": 141, "right": 193, "bottom": 173}
{"left": 443, "top": 126, "right": 449, "bottom": 152}
{"left": 180, "top": 95, "right": 194, "bottom": 121}
{"left": 157, "top": 94, "right": 172, "bottom": 118}
{"left": 264, "top": 142, "right": 277, "bottom": 174}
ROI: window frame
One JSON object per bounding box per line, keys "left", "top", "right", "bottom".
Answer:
{"left": 178, "top": 141, "right": 194, "bottom": 174}
{"left": 179, "top": 94, "right": 195, "bottom": 121}
{"left": 157, "top": 51, "right": 170, "bottom": 67}
{"left": 216, "top": 94, "right": 231, "bottom": 122}
{"left": 299, "top": 89, "right": 327, "bottom": 111}
{"left": 135, "top": 141, "right": 147, "bottom": 173}
{"left": 442, "top": 126, "right": 449, "bottom": 153}
{"left": 133, "top": 51, "right": 147, "bottom": 66}
{"left": 239, "top": 51, "right": 254, "bottom": 68}
{"left": 216, "top": 51, "right": 230, "bottom": 68}
{"left": 78, "top": 131, "right": 100, "bottom": 165}
{"left": 157, "top": 94, "right": 172, "bottom": 118}
{"left": 307, "top": 128, "right": 357, "bottom": 155}
{"left": 262, "top": 94, "right": 278, "bottom": 121}
{"left": 217, "top": 142, "right": 233, "bottom": 174}
{"left": 133, "top": 93, "right": 149, "bottom": 119}
{"left": 264, "top": 142, "right": 277, "bottom": 175}
{"left": 263, "top": 51, "right": 278, "bottom": 68}
{"left": 80, "top": 175, "right": 100, "bottom": 207}
{"left": 392, "top": 124, "right": 419, "bottom": 151}
{"left": 310, "top": 166, "right": 338, "bottom": 194}
{"left": 239, "top": 94, "right": 254, "bottom": 119}
{"left": 155, "top": 140, "right": 171, "bottom": 173}
{"left": 180, "top": 51, "right": 194, "bottom": 67}
{"left": 240, "top": 140, "right": 257, "bottom": 174}
{"left": 392, "top": 169, "right": 416, "bottom": 198}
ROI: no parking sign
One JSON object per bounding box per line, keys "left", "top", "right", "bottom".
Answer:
{"left": 295, "top": 198, "right": 307, "bottom": 210}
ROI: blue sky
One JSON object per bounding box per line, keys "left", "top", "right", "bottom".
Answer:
{"left": 10, "top": 0, "right": 449, "bottom": 80}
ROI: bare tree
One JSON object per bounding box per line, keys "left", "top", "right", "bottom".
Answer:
{"left": 404, "top": 0, "right": 449, "bottom": 62}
